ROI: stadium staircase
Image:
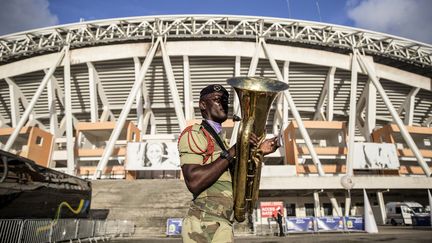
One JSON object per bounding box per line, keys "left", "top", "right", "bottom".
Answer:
{"left": 91, "top": 179, "right": 255, "bottom": 237}
{"left": 91, "top": 179, "right": 190, "bottom": 237}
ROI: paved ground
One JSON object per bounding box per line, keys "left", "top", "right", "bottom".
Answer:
{"left": 110, "top": 226, "right": 432, "bottom": 243}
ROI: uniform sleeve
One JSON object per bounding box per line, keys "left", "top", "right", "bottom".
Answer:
{"left": 178, "top": 125, "right": 208, "bottom": 166}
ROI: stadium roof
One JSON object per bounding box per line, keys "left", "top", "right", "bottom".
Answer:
{"left": 1, "top": 15, "right": 431, "bottom": 76}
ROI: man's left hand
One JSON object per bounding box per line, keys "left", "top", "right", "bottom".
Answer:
{"left": 259, "top": 136, "right": 280, "bottom": 155}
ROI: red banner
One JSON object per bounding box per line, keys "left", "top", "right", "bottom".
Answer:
{"left": 260, "top": 201, "right": 284, "bottom": 218}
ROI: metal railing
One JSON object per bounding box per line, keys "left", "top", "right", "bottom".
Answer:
{"left": 0, "top": 219, "right": 135, "bottom": 243}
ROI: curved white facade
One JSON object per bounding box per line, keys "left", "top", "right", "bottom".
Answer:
{"left": 0, "top": 16, "right": 431, "bottom": 215}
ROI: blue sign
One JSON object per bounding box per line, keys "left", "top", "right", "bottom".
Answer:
{"left": 344, "top": 216, "right": 364, "bottom": 231}
{"left": 166, "top": 218, "right": 182, "bottom": 236}
{"left": 316, "top": 216, "right": 344, "bottom": 231}
{"left": 286, "top": 217, "right": 314, "bottom": 232}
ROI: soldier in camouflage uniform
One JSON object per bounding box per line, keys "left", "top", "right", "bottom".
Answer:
{"left": 179, "top": 84, "right": 279, "bottom": 243}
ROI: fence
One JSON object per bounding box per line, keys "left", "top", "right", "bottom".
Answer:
{"left": 0, "top": 219, "right": 135, "bottom": 243}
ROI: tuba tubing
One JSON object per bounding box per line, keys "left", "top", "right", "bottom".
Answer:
{"left": 228, "top": 76, "right": 288, "bottom": 222}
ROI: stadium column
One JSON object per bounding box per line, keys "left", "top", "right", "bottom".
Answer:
{"left": 327, "top": 192, "right": 342, "bottom": 216}
{"left": 356, "top": 51, "right": 431, "bottom": 177}
{"left": 88, "top": 63, "right": 115, "bottom": 122}
{"left": 344, "top": 191, "right": 351, "bottom": 216}
{"left": 345, "top": 51, "right": 358, "bottom": 178}
{"left": 282, "top": 61, "right": 290, "bottom": 128}
{"left": 314, "top": 67, "right": 336, "bottom": 121}
{"left": 183, "top": 55, "right": 193, "bottom": 121}
{"left": 4, "top": 77, "right": 27, "bottom": 127}
{"left": 376, "top": 191, "right": 387, "bottom": 225}
{"left": 160, "top": 38, "right": 186, "bottom": 130}
{"left": 87, "top": 62, "right": 99, "bottom": 122}
{"left": 93, "top": 38, "right": 162, "bottom": 179}
{"left": 0, "top": 113, "right": 6, "bottom": 128}
{"left": 325, "top": 67, "right": 335, "bottom": 122}
{"left": 4, "top": 46, "right": 68, "bottom": 152}
{"left": 230, "top": 38, "right": 263, "bottom": 147}
{"left": 134, "top": 57, "right": 144, "bottom": 135}
{"left": 397, "top": 87, "right": 420, "bottom": 126}
{"left": 272, "top": 61, "right": 290, "bottom": 134}
{"left": 64, "top": 46, "right": 75, "bottom": 175}
{"left": 355, "top": 80, "right": 377, "bottom": 141}
{"left": 133, "top": 57, "right": 155, "bottom": 135}
{"left": 5, "top": 77, "right": 46, "bottom": 129}
{"left": 229, "top": 56, "right": 242, "bottom": 146}
{"left": 262, "top": 39, "right": 325, "bottom": 176}
{"left": 313, "top": 191, "right": 322, "bottom": 217}
{"left": 46, "top": 70, "right": 64, "bottom": 138}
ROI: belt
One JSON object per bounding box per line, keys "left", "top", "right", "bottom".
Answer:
{"left": 188, "top": 206, "right": 233, "bottom": 224}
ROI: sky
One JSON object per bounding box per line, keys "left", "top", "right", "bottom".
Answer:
{"left": 0, "top": 0, "right": 431, "bottom": 44}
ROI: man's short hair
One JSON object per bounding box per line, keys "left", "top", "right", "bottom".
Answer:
{"left": 199, "top": 84, "right": 229, "bottom": 100}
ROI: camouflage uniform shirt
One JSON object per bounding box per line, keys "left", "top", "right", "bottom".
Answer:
{"left": 178, "top": 123, "right": 234, "bottom": 223}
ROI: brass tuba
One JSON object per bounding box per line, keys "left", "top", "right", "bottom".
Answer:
{"left": 227, "top": 76, "right": 289, "bottom": 222}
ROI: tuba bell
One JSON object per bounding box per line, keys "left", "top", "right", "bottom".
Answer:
{"left": 227, "top": 76, "right": 289, "bottom": 222}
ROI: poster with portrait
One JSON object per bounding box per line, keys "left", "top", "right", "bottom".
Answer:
{"left": 353, "top": 142, "right": 400, "bottom": 170}
{"left": 126, "top": 142, "right": 180, "bottom": 170}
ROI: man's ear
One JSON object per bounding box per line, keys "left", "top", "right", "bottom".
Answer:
{"left": 199, "top": 99, "right": 206, "bottom": 110}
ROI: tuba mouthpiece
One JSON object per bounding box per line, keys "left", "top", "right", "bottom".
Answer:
{"left": 232, "top": 115, "right": 242, "bottom": 122}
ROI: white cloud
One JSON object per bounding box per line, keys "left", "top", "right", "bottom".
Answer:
{"left": 0, "top": 0, "right": 59, "bottom": 36}
{"left": 347, "top": 0, "right": 432, "bottom": 44}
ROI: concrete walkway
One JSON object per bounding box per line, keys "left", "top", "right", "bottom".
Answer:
{"left": 110, "top": 226, "right": 432, "bottom": 243}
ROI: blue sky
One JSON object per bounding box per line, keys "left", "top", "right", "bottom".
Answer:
{"left": 1, "top": 0, "right": 431, "bottom": 44}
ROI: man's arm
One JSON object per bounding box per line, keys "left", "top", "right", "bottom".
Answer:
{"left": 182, "top": 133, "right": 278, "bottom": 197}
{"left": 182, "top": 146, "right": 236, "bottom": 197}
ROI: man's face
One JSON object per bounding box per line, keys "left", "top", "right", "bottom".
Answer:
{"left": 146, "top": 143, "right": 163, "bottom": 163}
{"left": 200, "top": 92, "right": 229, "bottom": 123}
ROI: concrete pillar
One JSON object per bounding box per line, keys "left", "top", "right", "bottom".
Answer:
{"left": 377, "top": 191, "right": 387, "bottom": 225}
{"left": 364, "top": 189, "right": 378, "bottom": 233}
{"left": 327, "top": 192, "right": 342, "bottom": 216}
{"left": 345, "top": 191, "right": 351, "bottom": 216}
{"left": 314, "top": 191, "right": 321, "bottom": 217}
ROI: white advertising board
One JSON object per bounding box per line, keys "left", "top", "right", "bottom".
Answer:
{"left": 126, "top": 142, "right": 180, "bottom": 170}
{"left": 353, "top": 142, "right": 400, "bottom": 170}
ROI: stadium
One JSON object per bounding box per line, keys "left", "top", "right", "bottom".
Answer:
{"left": 0, "top": 15, "right": 431, "bottom": 237}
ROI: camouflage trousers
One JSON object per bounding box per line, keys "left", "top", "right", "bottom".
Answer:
{"left": 181, "top": 214, "right": 233, "bottom": 243}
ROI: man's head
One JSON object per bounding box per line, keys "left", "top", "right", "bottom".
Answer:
{"left": 199, "top": 84, "right": 229, "bottom": 123}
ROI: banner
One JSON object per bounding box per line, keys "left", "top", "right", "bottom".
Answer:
{"left": 166, "top": 218, "right": 182, "bottom": 236}
{"left": 260, "top": 201, "right": 284, "bottom": 218}
{"left": 345, "top": 216, "right": 364, "bottom": 231}
{"left": 316, "top": 216, "right": 344, "bottom": 231}
{"left": 126, "top": 142, "right": 180, "bottom": 170}
{"left": 353, "top": 143, "right": 400, "bottom": 170}
{"left": 286, "top": 217, "right": 314, "bottom": 232}
{"left": 411, "top": 215, "right": 431, "bottom": 227}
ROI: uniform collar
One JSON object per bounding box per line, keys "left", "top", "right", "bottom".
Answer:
{"left": 206, "top": 119, "right": 222, "bottom": 134}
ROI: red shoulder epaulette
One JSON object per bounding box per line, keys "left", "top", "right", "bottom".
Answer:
{"left": 178, "top": 124, "right": 214, "bottom": 164}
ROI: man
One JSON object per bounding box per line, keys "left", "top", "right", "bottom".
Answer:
{"left": 272, "top": 207, "right": 285, "bottom": 237}
{"left": 178, "top": 84, "right": 279, "bottom": 243}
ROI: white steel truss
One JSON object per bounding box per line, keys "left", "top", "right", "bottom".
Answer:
{"left": 1, "top": 16, "right": 431, "bottom": 68}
